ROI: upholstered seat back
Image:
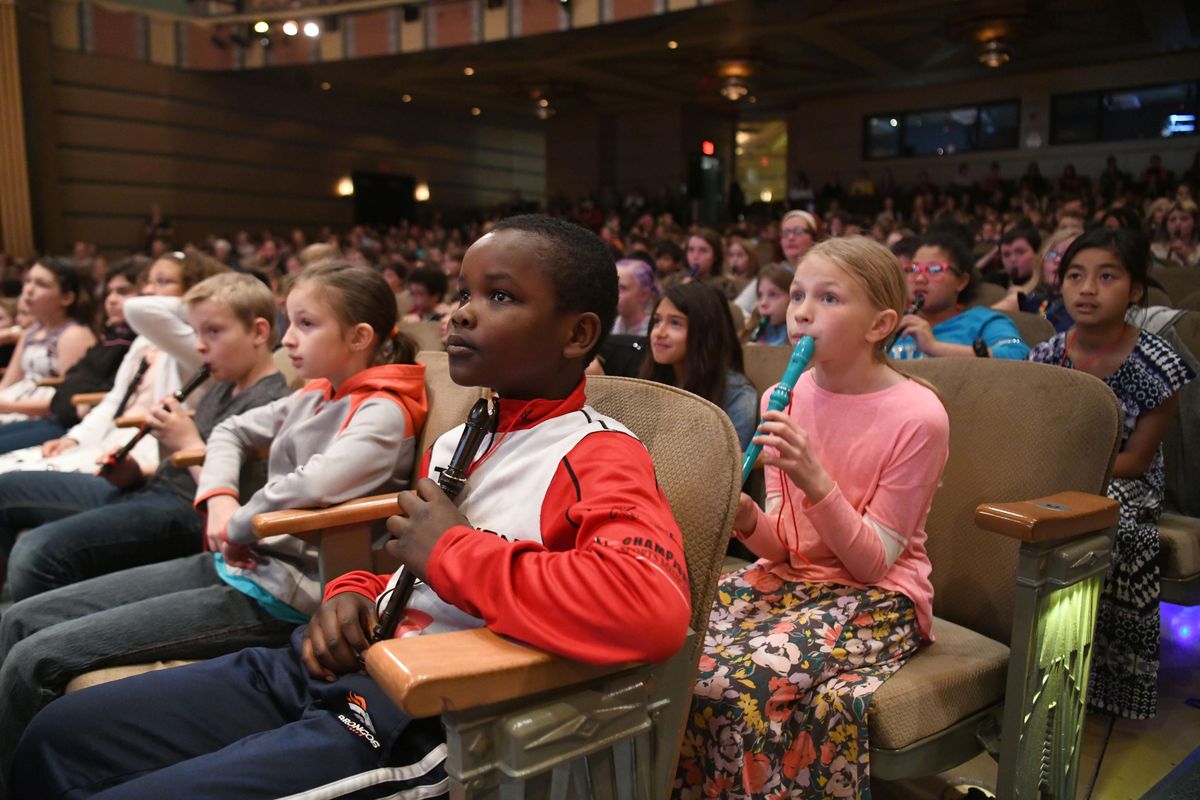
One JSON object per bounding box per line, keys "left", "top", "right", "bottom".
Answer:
{"left": 414, "top": 351, "right": 487, "bottom": 471}
{"left": 741, "top": 343, "right": 793, "bottom": 402}
{"left": 901, "top": 359, "right": 1120, "bottom": 643}
{"left": 1000, "top": 310, "right": 1055, "bottom": 349}
{"left": 584, "top": 375, "right": 741, "bottom": 649}
{"left": 402, "top": 320, "right": 448, "bottom": 353}
{"left": 1150, "top": 267, "right": 1200, "bottom": 306}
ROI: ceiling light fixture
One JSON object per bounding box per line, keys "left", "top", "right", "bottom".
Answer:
{"left": 282, "top": 20, "right": 299, "bottom": 36}
{"left": 978, "top": 38, "right": 1011, "bottom": 68}
{"left": 303, "top": 21, "right": 320, "bottom": 38}
{"left": 463, "top": 66, "right": 475, "bottom": 76}
{"left": 401, "top": 93, "right": 413, "bottom": 103}
{"left": 253, "top": 20, "right": 269, "bottom": 34}
{"left": 715, "top": 58, "right": 753, "bottom": 102}
{"left": 470, "top": 106, "right": 482, "bottom": 116}
{"left": 720, "top": 76, "right": 749, "bottom": 102}
{"left": 667, "top": 40, "right": 678, "bottom": 50}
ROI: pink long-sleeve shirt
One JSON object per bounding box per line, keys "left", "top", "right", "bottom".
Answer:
{"left": 740, "top": 372, "right": 949, "bottom": 641}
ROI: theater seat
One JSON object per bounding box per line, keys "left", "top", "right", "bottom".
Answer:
{"left": 1150, "top": 266, "right": 1200, "bottom": 307}
{"left": 399, "top": 319, "right": 446, "bottom": 352}
{"left": 1158, "top": 311, "right": 1200, "bottom": 605}
{"left": 967, "top": 281, "right": 1006, "bottom": 307}
{"left": 869, "top": 359, "right": 1121, "bottom": 799}
{"left": 251, "top": 373, "right": 742, "bottom": 798}
{"left": 1161, "top": 513, "right": 1200, "bottom": 605}
{"left": 999, "top": 309, "right": 1054, "bottom": 348}
{"left": 870, "top": 619, "right": 1009, "bottom": 752}
{"left": 65, "top": 660, "right": 195, "bottom": 693}
{"left": 740, "top": 343, "right": 792, "bottom": 400}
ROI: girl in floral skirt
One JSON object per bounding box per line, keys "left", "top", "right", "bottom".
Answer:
{"left": 675, "top": 237, "right": 950, "bottom": 799}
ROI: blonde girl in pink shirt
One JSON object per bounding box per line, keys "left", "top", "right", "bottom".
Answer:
{"left": 675, "top": 237, "right": 950, "bottom": 799}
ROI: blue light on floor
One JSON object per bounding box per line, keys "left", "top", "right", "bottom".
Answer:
{"left": 1163, "top": 603, "right": 1200, "bottom": 648}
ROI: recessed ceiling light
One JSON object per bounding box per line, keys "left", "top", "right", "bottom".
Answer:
{"left": 401, "top": 94, "right": 413, "bottom": 103}
{"left": 282, "top": 20, "right": 298, "bottom": 36}
{"left": 667, "top": 40, "right": 678, "bottom": 50}
{"left": 470, "top": 106, "right": 482, "bottom": 116}
{"left": 320, "top": 81, "right": 331, "bottom": 91}
{"left": 463, "top": 66, "right": 475, "bottom": 76}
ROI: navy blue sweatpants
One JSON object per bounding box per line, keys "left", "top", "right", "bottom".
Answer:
{"left": 11, "top": 629, "right": 447, "bottom": 799}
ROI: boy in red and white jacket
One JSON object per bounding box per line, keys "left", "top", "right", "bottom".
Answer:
{"left": 14, "top": 216, "right": 691, "bottom": 800}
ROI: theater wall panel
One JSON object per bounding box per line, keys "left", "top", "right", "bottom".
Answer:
{"left": 36, "top": 49, "right": 545, "bottom": 251}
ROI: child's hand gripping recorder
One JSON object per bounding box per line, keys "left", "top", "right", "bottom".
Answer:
{"left": 372, "top": 397, "right": 496, "bottom": 643}
{"left": 101, "top": 364, "right": 211, "bottom": 474}
{"left": 740, "top": 336, "right": 814, "bottom": 485}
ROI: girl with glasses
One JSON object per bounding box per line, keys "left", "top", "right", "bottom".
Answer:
{"left": 889, "top": 231, "right": 1029, "bottom": 360}
{"left": 779, "top": 210, "right": 820, "bottom": 267}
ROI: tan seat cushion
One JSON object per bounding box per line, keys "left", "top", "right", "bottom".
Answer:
{"left": 870, "top": 618, "right": 1009, "bottom": 750}
{"left": 1160, "top": 513, "right": 1200, "bottom": 580}
{"left": 65, "top": 660, "right": 198, "bottom": 694}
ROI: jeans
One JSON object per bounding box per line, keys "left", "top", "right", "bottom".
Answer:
{"left": 11, "top": 628, "right": 447, "bottom": 800}
{"left": 0, "top": 418, "right": 66, "bottom": 456}
{"left": 0, "top": 552, "right": 297, "bottom": 796}
{"left": 0, "top": 471, "right": 117, "bottom": 556}
{"left": 0, "top": 471, "right": 203, "bottom": 601}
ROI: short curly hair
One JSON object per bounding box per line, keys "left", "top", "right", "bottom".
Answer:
{"left": 492, "top": 215, "right": 617, "bottom": 362}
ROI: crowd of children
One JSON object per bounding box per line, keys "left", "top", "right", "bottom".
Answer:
{"left": 0, "top": 153, "right": 1192, "bottom": 798}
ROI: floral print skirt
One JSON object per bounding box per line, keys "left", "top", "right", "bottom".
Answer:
{"left": 675, "top": 563, "right": 920, "bottom": 799}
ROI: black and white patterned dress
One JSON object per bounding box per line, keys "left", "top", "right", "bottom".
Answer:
{"left": 1029, "top": 329, "right": 1194, "bottom": 718}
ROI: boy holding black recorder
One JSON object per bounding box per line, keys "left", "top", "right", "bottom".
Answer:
{"left": 12, "top": 216, "right": 692, "bottom": 800}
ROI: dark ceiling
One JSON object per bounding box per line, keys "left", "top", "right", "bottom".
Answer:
{"left": 263, "top": 0, "right": 1200, "bottom": 120}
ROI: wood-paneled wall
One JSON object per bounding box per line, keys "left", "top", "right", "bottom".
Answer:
{"left": 37, "top": 50, "right": 545, "bottom": 252}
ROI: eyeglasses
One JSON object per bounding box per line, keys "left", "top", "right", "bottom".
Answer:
{"left": 781, "top": 227, "right": 814, "bottom": 238}
{"left": 902, "top": 262, "right": 960, "bottom": 277}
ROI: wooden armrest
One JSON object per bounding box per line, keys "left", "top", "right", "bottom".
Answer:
{"left": 976, "top": 491, "right": 1119, "bottom": 543}
{"left": 171, "top": 447, "right": 207, "bottom": 468}
{"left": 171, "top": 445, "right": 270, "bottom": 469}
{"left": 252, "top": 492, "right": 401, "bottom": 539}
{"left": 71, "top": 391, "right": 108, "bottom": 406}
{"left": 364, "top": 628, "right": 633, "bottom": 718}
{"left": 37, "top": 376, "right": 64, "bottom": 387}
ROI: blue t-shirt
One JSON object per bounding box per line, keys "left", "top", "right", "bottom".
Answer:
{"left": 749, "top": 320, "right": 789, "bottom": 346}
{"left": 1019, "top": 290, "right": 1073, "bottom": 335}
{"left": 889, "top": 306, "right": 1029, "bottom": 360}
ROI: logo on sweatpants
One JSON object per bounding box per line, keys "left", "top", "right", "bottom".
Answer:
{"left": 337, "top": 691, "right": 380, "bottom": 749}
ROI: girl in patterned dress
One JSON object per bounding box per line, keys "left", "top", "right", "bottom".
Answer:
{"left": 1028, "top": 227, "right": 1193, "bottom": 719}
{"left": 676, "top": 237, "right": 949, "bottom": 799}
{"left": 0, "top": 259, "right": 96, "bottom": 425}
